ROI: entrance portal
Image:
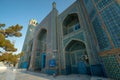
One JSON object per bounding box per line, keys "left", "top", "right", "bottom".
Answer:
{"left": 35, "top": 28, "right": 47, "bottom": 71}
{"left": 65, "top": 40, "right": 89, "bottom": 74}
{"left": 41, "top": 53, "right": 46, "bottom": 69}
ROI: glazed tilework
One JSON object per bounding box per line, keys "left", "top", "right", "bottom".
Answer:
{"left": 63, "top": 32, "right": 85, "bottom": 47}
{"left": 101, "top": 54, "right": 120, "bottom": 79}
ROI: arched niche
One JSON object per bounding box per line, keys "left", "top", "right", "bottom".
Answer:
{"left": 35, "top": 28, "right": 47, "bottom": 70}
{"left": 64, "top": 40, "right": 89, "bottom": 74}
{"left": 63, "top": 13, "right": 81, "bottom": 36}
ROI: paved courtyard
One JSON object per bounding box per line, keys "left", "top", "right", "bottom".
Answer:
{"left": 0, "top": 68, "right": 113, "bottom": 80}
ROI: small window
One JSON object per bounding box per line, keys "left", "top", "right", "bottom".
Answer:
{"left": 74, "top": 24, "right": 80, "bottom": 31}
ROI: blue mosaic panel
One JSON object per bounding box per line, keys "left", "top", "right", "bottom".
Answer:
{"left": 101, "top": 2, "right": 120, "bottom": 48}
{"left": 49, "top": 59, "right": 56, "bottom": 67}
{"left": 97, "top": 0, "right": 113, "bottom": 10}
{"left": 22, "top": 62, "right": 28, "bottom": 68}
{"left": 92, "top": 16, "right": 111, "bottom": 51}
{"left": 101, "top": 54, "right": 120, "bottom": 80}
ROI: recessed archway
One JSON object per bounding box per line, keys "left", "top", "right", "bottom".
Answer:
{"left": 63, "top": 13, "right": 81, "bottom": 35}
{"left": 27, "top": 40, "right": 33, "bottom": 70}
{"left": 35, "top": 28, "right": 47, "bottom": 71}
{"left": 65, "top": 40, "right": 89, "bottom": 74}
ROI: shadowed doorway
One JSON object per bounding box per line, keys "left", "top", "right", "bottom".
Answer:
{"left": 65, "top": 40, "right": 89, "bottom": 74}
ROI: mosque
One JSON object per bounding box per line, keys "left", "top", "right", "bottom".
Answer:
{"left": 19, "top": 0, "right": 120, "bottom": 79}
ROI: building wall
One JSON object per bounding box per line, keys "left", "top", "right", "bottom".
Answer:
{"left": 19, "top": 0, "right": 120, "bottom": 79}
{"left": 82, "top": 0, "right": 120, "bottom": 79}
{"left": 29, "top": 3, "right": 58, "bottom": 72}
{"left": 58, "top": 0, "right": 99, "bottom": 74}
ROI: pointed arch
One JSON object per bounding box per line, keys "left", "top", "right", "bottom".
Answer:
{"left": 62, "top": 13, "right": 81, "bottom": 35}
{"left": 64, "top": 39, "right": 89, "bottom": 74}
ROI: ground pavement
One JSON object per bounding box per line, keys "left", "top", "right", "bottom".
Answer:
{"left": 0, "top": 68, "right": 113, "bottom": 80}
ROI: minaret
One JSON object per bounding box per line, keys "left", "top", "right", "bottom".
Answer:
{"left": 28, "top": 19, "right": 38, "bottom": 39}
{"left": 19, "top": 19, "right": 38, "bottom": 68}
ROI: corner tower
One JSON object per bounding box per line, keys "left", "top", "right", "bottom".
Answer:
{"left": 18, "top": 19, "right": 38, "bottom": 68}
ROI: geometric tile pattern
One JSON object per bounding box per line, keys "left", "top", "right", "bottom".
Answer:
{"left": 101, "top": 54, "right": 120, "bottom": 80}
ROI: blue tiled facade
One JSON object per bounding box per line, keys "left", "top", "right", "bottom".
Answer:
{"left": 19, "top": 0, "right": 120, "bottom": 79}
{"left": 100, "top": 2, "right": 120, "bottom": 48}
{"left": 92, "top": 16, "right": 111, "bottom": 50}
{"left": 83, "top": 0, "right": 120, "bottom": 79}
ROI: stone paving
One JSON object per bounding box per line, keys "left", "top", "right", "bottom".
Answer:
{"left": 0, "top": 68, "right": 114, "bottom": 80}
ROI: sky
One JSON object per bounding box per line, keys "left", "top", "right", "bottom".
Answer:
{"left": 0, "top": 0, "right": 76, "bottom": 54}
